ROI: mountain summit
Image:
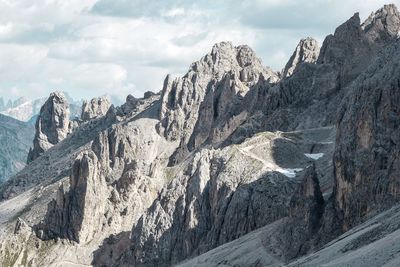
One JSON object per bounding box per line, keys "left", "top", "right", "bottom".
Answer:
{"left": 282, "top": 37, "right": 319, "bottom": 78}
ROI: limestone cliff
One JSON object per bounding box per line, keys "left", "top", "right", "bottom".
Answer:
{"left": 27, "top": 92, "right": 70, "bottom": 163}
{"left": 334, "top": 39, "right": 400, "bottom": 231}
{"left": 81, "top": 97, "right": 111, "bottom": 121}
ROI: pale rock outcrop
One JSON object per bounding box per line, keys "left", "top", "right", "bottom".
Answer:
{"left": 116, "top": 93, "right": 160, "bottom": 117}
{"left": 29, "top": 94, "right": 178, "bottom": 266}
{"left": 362, "top": 4, "right": 400, "bottom": 43}
{"left": 158, "top": 42, "right": 279, "bottom": 164}
{"left": 36, "top": 151, "right": 107, "bottom": 242}
{"left": 122, "top": 130, "right": 327, "bottom": 266}
{"left": 122, "top": 5, "right": 400, "bottom": 266}
{"left": 81, "top": 97, "right": 111, "bottom": 121}
{"left": 235, "top": 6, "right": 400, "bottom": 137}
{"left": 27, "top": 92, "right": 70, "bottom": 163}
{"left": 282, "top": 37, "right": 320, "bottom": 78}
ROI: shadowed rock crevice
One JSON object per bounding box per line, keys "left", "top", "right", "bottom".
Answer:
{"left": 333, "top": 39, "right": 400, "bottom": 231}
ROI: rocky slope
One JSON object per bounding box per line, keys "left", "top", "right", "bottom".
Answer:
{"left": 178, "top": 202, "right": 400, "bottom": 267}
{"left": 0, "top": 115, "right": 34, "bottom": 184}
{"left": 0, "top": 4, "right": 399, "bottom": 267}
{"left": 122, "top": 128, "right": 333, "bottom": 266}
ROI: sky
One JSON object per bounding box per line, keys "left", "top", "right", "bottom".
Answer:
{"left": 0, "top": 0, "right": 398, "bottom": 102}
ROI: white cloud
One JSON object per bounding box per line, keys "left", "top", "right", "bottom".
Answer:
{"left": 0, "top": 0, "right": 399, "bottom": 102}
{"left": 163, "top": 7, "right": 186, "bottom": 18}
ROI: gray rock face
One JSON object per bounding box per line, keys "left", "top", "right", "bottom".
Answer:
{"left": 333, "top": 39, "right": 400, "bottom": 231}
{"left": 282, "top": 37, "right": 320, "bottom": 78}
{"left": 120, "top": 128, "right": 334, "bottom": 266}
{"left": 158, "top": 42, "right": 279, "bottom": 164}
{"left": 119, "top": 94, "right": 140, "bottom": 115}
{"left": 280, "top": 164, "right": 324, "bottom": 260}
{"left": 362, "top": 4, "right": 400, "bottom": 43}
{"left": 81, "top": 97, "right": 111, "bottom": 121}
{"left": 25, "top": 93, "right": 178, "bottom": 266}
{"left": 318, "top": 7, "right": 399, "bottom": 87}
{"left": 37, "top": 151, "right": 108, "bottom": 243}
{"left": 27, "top": 92, "right": 70, "bottom": 163}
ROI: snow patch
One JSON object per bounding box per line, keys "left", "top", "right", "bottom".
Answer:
{"left": 277, "top": 168, "right": 303, "bottom": 178}
{"left": 304, "top": 153, "right": 324, "bottom": 160}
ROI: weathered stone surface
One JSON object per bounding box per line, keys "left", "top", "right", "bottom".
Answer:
{"left": 81, "top": 97, "right": 111, "bottom": 121}
{"left": 280, "top": 164, "right": 325, "bottom": 260}
{"left": 282, "top": 37, "right": 320, "bottom": 78}
{"left": 158, "top": 42, "right": 279, "bottom": 164}
{"left": 27, "top": 92, "right": 70, "bottom": 163}
{"left": 36, "top": 151, "right": 107, "bottom": 243}
{"left": 318, "top": 6, "right": 399, "bottom": 87}
{"left": 333, "top": 39, "right": 400, "bottom": 231}
{"left": 362, "top": 4, "right": 400, "bottom": 43}
{"left": 120, "top": 129, "right": 332, "bottom": 266}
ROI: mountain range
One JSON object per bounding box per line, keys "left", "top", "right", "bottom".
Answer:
{"left": 0, "top": 4, "right": 400, "bottom": 267}
{"left": 0, "top": 93, "right": 83, "bottom": 122}
{"left": 0, "top": 115, "right": 33, "bottom": 184}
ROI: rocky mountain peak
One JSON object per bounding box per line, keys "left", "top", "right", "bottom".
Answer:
{"left": 362, "top": 3, "right": 400, "bottom": 42}
{"left": 189, "top": 41, "right": 278, "bottom": 85}
{"left": 158, "top": 42, "right": 279, "bottom": 164}
{"left": 81, "top": 97, "right": 111, "bottom": 121}
{"left": 317, "top": 11, "right": 391, "bottom": 87}
{"left": 27, "top": 91, "right": 70, "bottom": 163}
{"left": 282, "top": 37, "right": 320, "bottom": 77}
{"left": 210, "top": 41, "right": 236, "bottom": 58}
